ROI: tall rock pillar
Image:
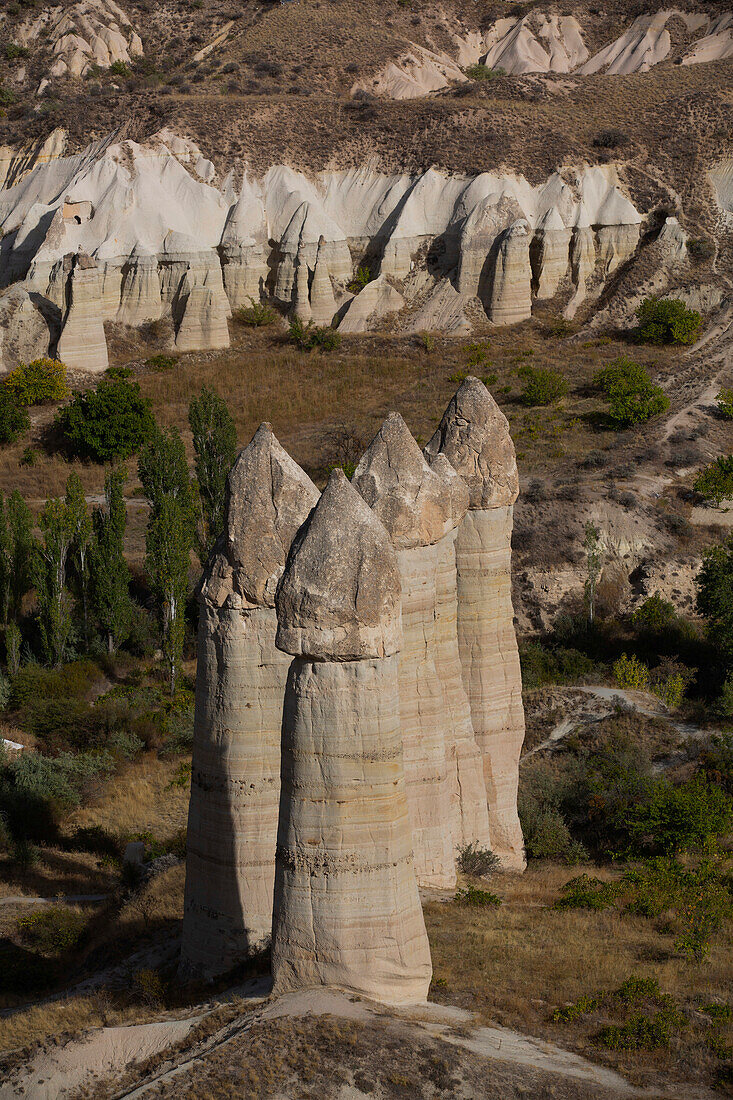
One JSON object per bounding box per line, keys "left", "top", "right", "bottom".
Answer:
{"left": 428, "top": 453, "right": 492, "bottom": 852}
{"left": 181, "top": 424, "right": 319, "bottom": 979}
{"left": 426, "top": 378, "right": 526, "bottom": 871}
{"left": 272, "top": 470, "right": 432, "bottom": 1005}
{"left": 353, "top": 413, "right": 458, "bottom": 888}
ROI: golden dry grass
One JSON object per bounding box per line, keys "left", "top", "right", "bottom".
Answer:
{"left": 67, "top": 755, "right": 190, "bottom": 839}
{"left": 426, "top": 865, "right": 733, "bottom": 1090}
{"left": 0, "top": 849, "right": 117, "bottom": 902}
{"left": 0, "top": 991, "right": 138, "bottom": 1054}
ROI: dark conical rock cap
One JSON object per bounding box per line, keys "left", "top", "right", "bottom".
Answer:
{"left": 215, "top": 423, "right": 320, "bottom": 607}
{"left": 352, "top": 412, "right": 456, "bottom": 548}
{"left": 424, "top": 378, "right": 518, "bottom": 509}
{"left": 275, "top": 468, "right": 402, "bottom": 660}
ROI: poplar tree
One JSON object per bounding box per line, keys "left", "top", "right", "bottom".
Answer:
{"left": 65, "top": 473, "right": 93, "bottom": 646}
{"left": 91, "top": 469, "right": 132, "bottom": 654}
{"left": 188, "top": 386, "right": 237, "bottom": 562}
{"left": 35, "top": 497, "right": 74, "bottom": 667}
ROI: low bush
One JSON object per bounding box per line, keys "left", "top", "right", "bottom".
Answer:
{"left": 554, "top": 874, "right": 622, "bottom": 911}
{"left": 613, "top": 653, "right": 650, "bottom": 691}
{"left": 594, "top": 356, "right": 669, "bottom": 428}
{"left": 635, "top": 297, "right": 701, "bottom": 346}
{"left": 145, "top": 354, "right": 177, "bottom": 372}
{"left": 4, "top": 358, "right": 68, "bottom": 406}
{"left": 717, "top": 389, "right": 733, "bottom": 420}
{"left": 233, "top": 297, "right": 278, "bottom": 327}
{"left": 288, "top": 317, "right": 341, "bottom": 351}
{"left": 625, "top": 775, "right": 733, "bottom": 856}
{"left": 0, "top": 386, "right": 30, "bottom": 444}
{"left": 55, "top": 378, "right": 156, "bottom": 461}
{"left": 454, "top": 885, "right": 501, "bottom": 907}
{"left": 347, "top": 266, "right": 373, "bottom": 293}
{"left": 0, "top": 748, "right": 114, "bottom": 841}
{"left": 595, "top": 1003, "right": 687, "bottom": 1051}
{"left": 694, "top": 455, "right": 733, "bottom": 506}
{"left": 552, "top": 995, "right": 600, "bottom": 1023}
{"left": 519, "top": 642, "right": 596, "bottom": 689}
{"left": 631, "top": 593, "right": 676, "bottom": 634}
{"left": 518, "top": 366, "right": 568, "bottom": 406}
{"left": 17, "top": 905, "right": 86, "bottom": 955}
{"left": 464, "top": 64, "right": 504, "bottom": 80}
{"left": 456, "top": 842, "right": 500, "bottom": 877}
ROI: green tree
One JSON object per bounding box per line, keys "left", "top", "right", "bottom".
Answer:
{"left": 55, "top": 378, "right": 155, "bottom": 462}
{"left": 4, "top": 358, "right": 68, "bottom": 406}
{"left": 594, "top": 356, "right": 669, "bottom": 429}
{"left": 518, "top": 365, "right": 568, "bottom": 407}
{"left": 90, "top": 470, "right": 132, "bottom": 654}
{"left": 34, "top": 498, "right": 74, "bottom": 667}
{"left": 145, "top": 496, "right": 190, "bottom": 696}
{"left": 65, "top": 473, "right": 92, "bottom": 646}
{"left": 188, "top": 386, "right": 237, "bottom": 562}
{"left": 693, "top": 455, "right": 733, "bottom": 507}
{"left": 138, "top": 425, "right": 197, "bottom": 525}
{"left": 0, "top": 388, "right": 30, "bottom": 445}
{"left": 0, "top": 491, "right": 34, "bottom": 625}
{"left": 583, "top": 521, "right": 604, "bottom": 625}
{"left": 635, "top": 296, "right": 702, "bottom": 346}
{"left": 697, "top": 537, "right": 733, "bottom": 666}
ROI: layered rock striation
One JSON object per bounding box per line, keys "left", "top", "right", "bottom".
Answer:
{"left": 426, "top": 378, "right": 526, "bottom": 871}
{"left": 272, "top": 469, "right": 432, "bottom": 1004}
{"left": 181, "top": 424, "right": 319, "bottom": 980}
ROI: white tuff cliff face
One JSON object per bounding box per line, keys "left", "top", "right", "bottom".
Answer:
{"left": 16, "top": 0, "right": 143, "bottom": 81}
{"left": 181, "top": 424, "right": 319, "bottom": 981}
{"left": 272, "top": 470, "right": 432, "bottom": 1005}
{"left": 0, "top": 129, "right": 647, "bottom": 368}
{"left": 426, "top": 378, "right": 526, "bottom": 872}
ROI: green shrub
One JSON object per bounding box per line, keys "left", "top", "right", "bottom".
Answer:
{"left": 0, "top": 387, "right": 30, "bottom": 444}
{"left": 347, "top": 266, "right": 373, "bottom": 293}
{"left": 233, "top": 297, "right": 278, "bottom": 326}
{"left": 635, "top": 297, "right": 701, "bottom": 346}
{"left": 703, "top": 1003, "right": 733, "bottom": 1023}
{"left": 454, "top": 884, "right": 502, "bottom": 907}
{"left": 0, "top": 748, "right": 114, "bottom": 841}
{"left": 518, "top": 800, "right": 588, "bottom": 864}
{"left": 105, "top": 365, "right": 133, "bottom": 380}
{"left": 4, "top": 358, "right": 68, "bottom": 406}
{"left": 594, "top": 356, "right": 669, "bottom": 429}
{"left": 145, "top": 354, "right": 177, "bottom": 372}
{"left": 17, "top": 906, "right": 86, "bottom": 955}
{"left": 464, "top": 64, "right": 504, "bottom": 80}
{"left": 456, "top": 842, "right": 500, "bottom": 877}
{"left": 595, "top": 1004, "right": 687, "bottom": 1050}
{"left": 694, "top": 455, "right": 733, "bottom": 506}
{"left": 625, "top": 775, "right": 733, "bottom": 856}
{"left": 56, "top": 378, "right": 155, "bottom": 461}
{"left": 518, "top": 366, "right": 568, "bottom": 407}
{"left": 613, "top": 653, "right": 649, "bottom": 691}
{"left": 551, "top": 995, "right": 600, "bottom": 1023}
{"left": 632, "top": 593, "right": 676, "bottom": 634}
{"left": 554, "top": 874, "right": 622, "bottom": 911}
{"left": 288, "top": 317, "right": 341, "bottom": 351}
{"left": 614, "top": 975, "right": 660, "bottom": 1005}
{"left": 519, "top": 642, "right": 595, "bottom": 689}
{"left": 5, "top": 43, "right": 28, "bottom": 60}
{"left": 717, "top": 389, "right": 733, "bottom": 420}
{"left": 109, "top": 60, "right": 131, "bottom": 77}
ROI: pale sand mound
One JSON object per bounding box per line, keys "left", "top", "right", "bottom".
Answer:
{"left": 0, "top": 1018, "right": 197, "bottom": 1100}
{"left": 579, "top": 11, "right": 707, "bottom": 75}
{"left": 709, "top": 159, "right": 733, "bottom": 215}
{"left": 482, "top": 14, "right": 588, "bottom": 75}
{"left": 352, "top": 43, "right": 466, "bottom": 99}
{"left": 16, "top": 0, "right": 143, "bottom": 79}
{"left": 683, "top": 13, "right": 733, "bottom": 65}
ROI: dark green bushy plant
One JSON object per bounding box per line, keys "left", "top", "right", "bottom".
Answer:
{"left": 288, "top": 316, "right": 341, "bottom": 351}
{"left": 694, "top": 456, "right": 733, "bottom": 507}
{"left": 594, "top": 356, "right": 669, "bottom": 429}
{"left": 56, "top": 378, "right": 156, "bottom": 462}
{"left": 0, "top": 387, "right": 30, "bottom": 444}
{"left": 518, "top": 366, "right": 568, "bottom": 407}
{"left": 635, "top": 296, "right": 701, "bottom": 346}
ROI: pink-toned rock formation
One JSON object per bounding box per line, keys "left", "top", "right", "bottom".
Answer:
{"left": 353, "top": 414, "right": 460, "bottom": 888}
{"left": 180, "top": 424, "right": 319, "bottom": 979}
{"left": 426, "top": 378, "right": 526, "bottom": 871}
{"left": 272, "top": 469, "right": 432, "bottom": 1004}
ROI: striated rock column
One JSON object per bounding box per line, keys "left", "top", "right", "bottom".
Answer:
{"left": 426, "top": 378, "right": 526, "bottom": 871}
{"left": 488, "top": 220, "right": 532, "bottom": 326}
{"left": 181, "top": 424, "right": 319, "bottom": 980}
{"left": 56, "top": 252, "right": 109, "bottom": 373}
{"left": 353, "top": 413, "right": 458, "bottom": 888}
{"left": 272, "top": 469, "right": 432, "bottom": 1005}
{"left": 428, "top": 453, "right": 492, "bottom": 852}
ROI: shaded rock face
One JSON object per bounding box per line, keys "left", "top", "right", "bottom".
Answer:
{"left": 272, "top": 470, "right": 432, "bottom": 1005}
{"left": 427, "top": 379, "right": 525, "bottom": 871}
{"left": 180, "top": 425, "right": 319, "bottom": 980}
{"left": 353, "top": 414, "right": 458, "bottom": 888}
{"left": 56, "top": 252, "right": 108, "bottom": 373}
{"left": 0, "top": 285, "right": 51, "bottom": 373}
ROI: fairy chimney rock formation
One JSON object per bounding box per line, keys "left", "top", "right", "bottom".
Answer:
{"left": 181, "top": 424, "right": 319, "bottom": 980}
{"left": 56, "top": 252, "right": 109, "bottom": 372}
{"left": 272, "top": 469, "right": 432, "bottom": 1004}
{"left": 426, "top": 378, "right": 526, "bottom": 870}
{"left": 353, "top": 412, "right": 458, "bottom": 888}
{"left": 488, "top": 220, "right": 532, "bottom": 326}
{"left": 426, "top": 452, "right": 492, "bottom": 852}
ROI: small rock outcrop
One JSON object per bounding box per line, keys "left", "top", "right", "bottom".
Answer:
{"left": 353, "top": 413, "right": 457, "bottom": 889}
{"left": 426, "top": 378, "right": 526, "bottom": 870}
{"left": 339, "top": 274, "right": 404, "bottom": 334}
{"left": 272, "top": 470, "right": 432, "bottom": 1004}
{"left": 56, "top": 252, "right": 108, "bottom": 373}
{"left": 181, "top": 425, "right": 319, "bottom": 980}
